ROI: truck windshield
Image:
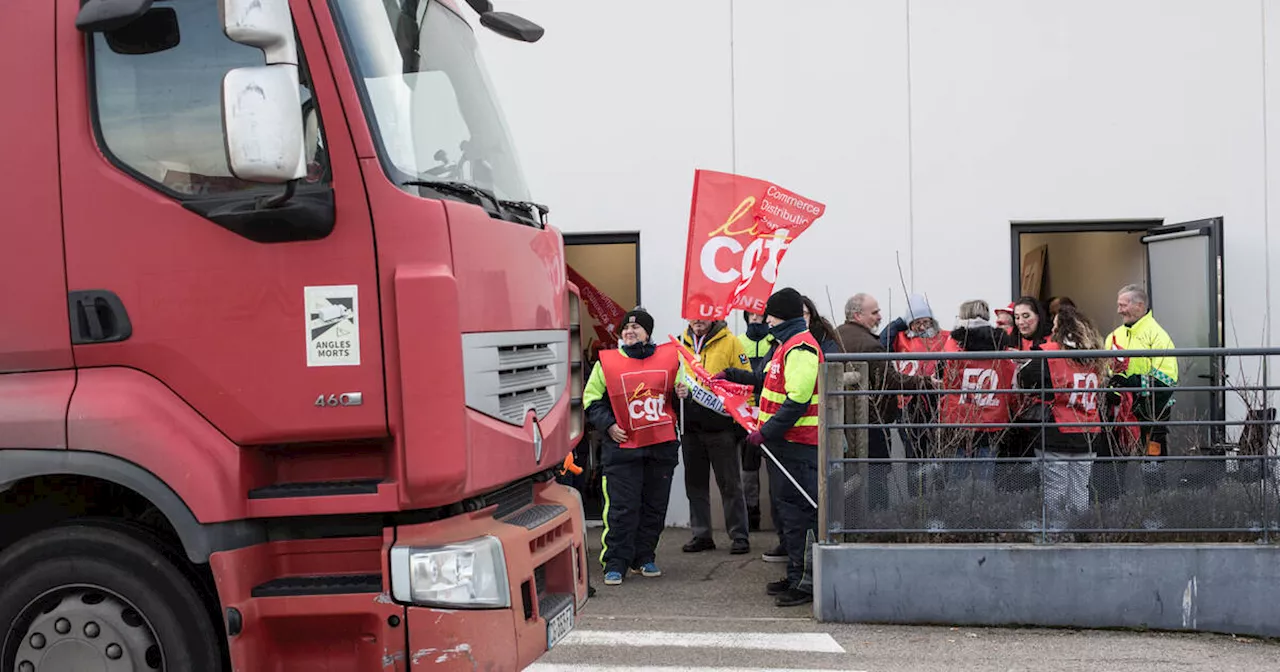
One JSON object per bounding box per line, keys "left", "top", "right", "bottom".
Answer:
{"left": 331, "top": 0, "right": 532, "bottom": 203}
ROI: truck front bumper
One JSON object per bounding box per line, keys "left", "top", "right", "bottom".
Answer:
{"left": 395, "top": 479, "right": 588, "bottom": 670}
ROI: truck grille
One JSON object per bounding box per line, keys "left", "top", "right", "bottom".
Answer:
{"left": 462, "top": 330, "right": 568, "bottom": 425}
{"left": 486, "top": 480, "right": 535, "bottom": 519}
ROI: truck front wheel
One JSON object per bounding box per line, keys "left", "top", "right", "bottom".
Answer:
{"left": 0, "top": 522, "right": 222, "bottom": 672}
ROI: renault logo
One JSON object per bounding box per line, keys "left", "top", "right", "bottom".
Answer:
{"left": 532, "top": 421, "right": 544, "bottom": 464}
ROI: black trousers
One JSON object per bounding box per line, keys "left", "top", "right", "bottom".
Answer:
{"left": 766, "top": 440, "right": 819, "bottom": 592}
{"left": 683, "top": 428, "right": 750, "bottom": 542}
{"left": 599, "top": 440, "right": 680, "bottom": 574}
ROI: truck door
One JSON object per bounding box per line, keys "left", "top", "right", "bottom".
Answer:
{"left": 0, "top": 0, "right": 75, "bottom": 450}
{"left": 1141, "top": 217, "right": 1225, "bottom": 452}
{"left": 55, "top": 0, "right": 386, "bottom": 444}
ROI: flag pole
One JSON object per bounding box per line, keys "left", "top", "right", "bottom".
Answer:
{"left": 758, "top": 441, "right": 818, "bottom": 509}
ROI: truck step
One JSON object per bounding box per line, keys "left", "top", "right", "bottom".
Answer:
{"left": 504, "top": 504, "right": 567, "bottom": 530}
{"left": 251, "top": 573, "right": 383, "bottom": 598}
{"left": 248, "top": 479, "right": 383, "bottom": 499}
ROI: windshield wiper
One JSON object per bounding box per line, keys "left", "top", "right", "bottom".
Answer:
{"left": 497, "top": 200, "right": 549, "bottom": 227}
{"left": 403, "top": 180, "right": 502, "bottom": 213}
{"left": 404, "top": 180, "right": 546, "bottom": 228}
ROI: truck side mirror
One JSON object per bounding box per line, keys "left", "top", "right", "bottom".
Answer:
{"left": 76, "top": 0, "right": 154, "bottom": 33}
{"left": 220, "top": 0, "right": 298, "bottom": 65}
{"left": 479, "top": 11, "right": 545, "bottom": 43}
{"left": 222, "top": 65, "right": 306, "bottom": 183}
{"left": 218, "top": 0, "right": 304, "bottom": 185}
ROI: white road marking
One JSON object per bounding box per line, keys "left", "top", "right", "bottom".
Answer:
{"left": 527, "top": 667, "right": 863, "bottom": 672}
{"left": 582, "top": 614, "right": 814, "bottom": 623}
{"left": 528, "top": 667, "right": 863, "bottom": 672}
{"left": 555, "top": 630, "right": 846, "bottom": 653}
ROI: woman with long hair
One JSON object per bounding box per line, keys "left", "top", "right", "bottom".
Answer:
{"left": 1012, "top": 296, "right": 1051, "bottom": 350}
{"left": 801, "top": 295, "right": 844, "bottom": 354}
{"left": 1017, "top": 305, "right": 1106, "bottom": 529}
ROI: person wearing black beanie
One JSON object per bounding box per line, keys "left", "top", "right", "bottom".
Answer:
{"left": 581, "top": 305, "right": 682, "bottom": 586}
{"left": 620, "top": 307, "right": 655, "bottom": 339}
{"left": 764, "top": 287, "right": 805, "bottom": 323}
{"left": 717, "top": 287, "right": 823, "bottom": 607}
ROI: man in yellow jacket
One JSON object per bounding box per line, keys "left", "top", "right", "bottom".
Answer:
{"left": 1108, "top": 284, "right": 1178, "bottom": 458}
{"left": 677, "top": 318, "right": 753, "bottom": 555}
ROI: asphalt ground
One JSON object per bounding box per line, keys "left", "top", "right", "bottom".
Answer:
{"left": 526, "top": 529, "right": 1280, "bottom": 671}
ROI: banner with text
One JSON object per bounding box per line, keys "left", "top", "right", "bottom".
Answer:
{"left": 670, "top": 336, "right": 760, "bottom": 432}
{"left": 681, "top": 170, "right": 826, "bottom": 320}
{"left": 567, "top": 264, "right": 627, "bottom": 347}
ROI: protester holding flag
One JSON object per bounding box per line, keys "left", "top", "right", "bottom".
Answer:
{"left": 582, "top": 307, "right": 682, "bottom": 586}
{"left": 676, "top": 319, "right": 753, "bottom": 555}
{"left": 718, "top": 287, "right": 824, "bottom": 607}
{"left": 677, "top": 169, "right": 828, "bottom": 590}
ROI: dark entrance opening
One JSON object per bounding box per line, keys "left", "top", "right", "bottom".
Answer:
{"left": 564, "top": 232, "right": 641, "bottom": 522}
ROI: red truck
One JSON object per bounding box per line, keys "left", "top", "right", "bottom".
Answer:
{"left": 0, "top": 0, "right": 588, "bottom": 669}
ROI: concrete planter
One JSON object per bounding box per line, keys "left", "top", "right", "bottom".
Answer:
{"left": 814, "top": 543, "right": 1280, "bottom": 638}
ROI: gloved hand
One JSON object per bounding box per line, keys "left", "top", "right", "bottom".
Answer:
{"left": 711, "top": 371, "right": 727, "bottom": 381}
{"left": 746, "top": 430, "right": 765, "bottom": 447}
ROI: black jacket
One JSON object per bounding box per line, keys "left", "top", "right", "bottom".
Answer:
{"left": 949, "top": 324, "right": 1010, "bottom": 353}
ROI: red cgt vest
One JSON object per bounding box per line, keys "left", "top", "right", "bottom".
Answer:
{"left": 598, "top": 344, "right": 681, "bottom": 448}
{"left": 938, "top": 338, "right": 1016, "bottom": 431}
{"left": 1040, "top": 342, "right": 1102, "bottom": 434}
{"left": 893, "top": 330, "right": 951, "bottom": 409}
{"left": 758, "top": 331, "right": 825, "bottom": 445}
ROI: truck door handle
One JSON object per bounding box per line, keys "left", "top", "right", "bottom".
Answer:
{"left": 68, "top": 290, "right": 132, "bottom": 344}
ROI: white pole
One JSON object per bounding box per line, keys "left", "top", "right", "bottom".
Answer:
{"left": 758, "top": 442, "right": 818, "bottom": 509}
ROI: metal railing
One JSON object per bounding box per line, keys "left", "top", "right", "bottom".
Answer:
{"left": 815, "top": 346, "right": 1280, "bottom": 544}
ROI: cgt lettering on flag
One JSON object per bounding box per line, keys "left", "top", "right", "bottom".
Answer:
{"left": 682, "top": 170, "right": 826, "bottom": 321}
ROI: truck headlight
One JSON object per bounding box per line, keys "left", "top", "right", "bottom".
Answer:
{"left": 390, "top": 536, "right": 510, "bottom": 608}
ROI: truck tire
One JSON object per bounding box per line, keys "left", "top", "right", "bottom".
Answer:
{"left": 0, "top": 521, "right": 223, "bottom": 672}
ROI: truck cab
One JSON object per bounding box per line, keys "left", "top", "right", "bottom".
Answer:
{"left": 0, "top": 0, "right": 587, "bottom": 669}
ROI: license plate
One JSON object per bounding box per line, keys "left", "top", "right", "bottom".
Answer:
{"left": 545, "top": 600, "right": 575, "bottom": 650}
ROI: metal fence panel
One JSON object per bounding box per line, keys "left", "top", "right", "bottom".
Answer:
{"left": 817, "top": 346, "right": 1280, "bottom": 544}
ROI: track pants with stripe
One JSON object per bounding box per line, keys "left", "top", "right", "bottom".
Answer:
{"left": 599, "top": 439, "right": 680, "bottom": 575}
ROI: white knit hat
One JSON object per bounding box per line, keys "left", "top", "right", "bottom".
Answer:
{"left": 901, "top": 293, "right": 934, "bottom": 323}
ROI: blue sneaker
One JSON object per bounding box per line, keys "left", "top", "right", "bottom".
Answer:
{"left": 604, "top": 571, "right": 623, "bottom": 585}
{"left": 631, "top": 562, "right": 661, "bottom": 578}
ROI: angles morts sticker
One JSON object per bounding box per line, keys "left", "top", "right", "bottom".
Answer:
{"left": 305, "top": 285, "right": 360, "bottom": 367}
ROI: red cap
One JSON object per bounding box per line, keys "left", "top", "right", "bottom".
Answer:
{"left": 995, "top": 302, "right": 1015, "bottom": 315}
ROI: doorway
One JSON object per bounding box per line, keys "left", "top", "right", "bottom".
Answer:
{"left": 1013, "top": 223, "right": 1153, "bottom": 328}
{"left": 1010, "top": 218, "right": 1226, "bottom": 452}
{"left": 564, "top": 233, "right": 641, "bottom": 522}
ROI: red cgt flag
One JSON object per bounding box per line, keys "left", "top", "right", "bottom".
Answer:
{"left": 567, "top": 265, "right": 628, "bottom": 346}
{"left": 670, "top": 336, "right": 760, "bottom": 432}
{"left": 681, "top": 170, "right": 826, "bottom": 320}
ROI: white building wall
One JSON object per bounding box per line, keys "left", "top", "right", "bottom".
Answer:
{"left": 480, "top": 0, "right": 1279, "bottom": 525}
